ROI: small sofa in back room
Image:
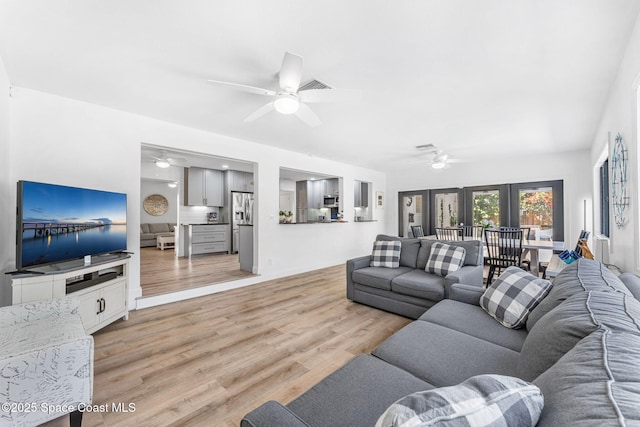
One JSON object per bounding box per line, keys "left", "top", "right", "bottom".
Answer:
{"left": 242, "top": 258, "right": 640, "bottom": 426}
{"left": 140, "top": 223, "right": 176, "bottom": 247}
{"left": 346, "top": 234, "right": 484, "bottom": 319}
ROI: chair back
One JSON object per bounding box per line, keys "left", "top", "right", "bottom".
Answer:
{"left": 436, "top": 227, "right": 462, "bottom": 240}
{"left": 463, "top": 225, "right": 484, "bottom": 240}
{"left": 499, "top": 226, "right": 531, "bottom": 240}
{"left": 485, "top": 228, "right": 523, "bottom": 268}
{"left": 574, "top": 230, "right": 591, "bottom": 255}
{"left": 410, "top": 225, "right": 425, "bottom": 238}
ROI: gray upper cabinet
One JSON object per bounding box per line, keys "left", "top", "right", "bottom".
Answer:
{"left": 228, "top": 170, "right": 254, "bottom": 192}
{"left": 185, "top": 167, "right": 224, "bottom": 206}
{"left": 324, "top": 178, "right": 339, "bottom": 196}
{"left": 354, "top": 181, "right": 369, "bottom": 207}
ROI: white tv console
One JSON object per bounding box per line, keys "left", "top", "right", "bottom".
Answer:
{"left": 11, "top": 254, "right": 130, "bottom": 334}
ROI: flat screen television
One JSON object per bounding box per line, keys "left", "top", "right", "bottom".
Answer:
{"left": 16, "top": 180, "right": 127, "bottom": 270}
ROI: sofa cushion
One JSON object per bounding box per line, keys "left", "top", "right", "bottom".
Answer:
{"left": 480, "top": 267, "right": 552, "bottom": 329}
{"left": 352, "top": 267, "right": 413, "bottom": 291}
{"left": 526, "top": 258, "right": 630, "bottom": 330}
{"left": 148, "top": 223, "right": 172, "bottom": 233}
{"left": 372, "top": 321, "right": 520, "bottom": 387}
{"left": 391, "top": 270, "right": 447, "bottom": 301}
{"left": 370, "top": 240, "right": 402, "bottom": 268}
{"left": 376, "top": 375, "right": 543, "bottom": 427}
{"left": 533, "top": 330, "right": 640, "bottom": 427}
{"left": 517, "top": 290, "right": 640, "bottom": 381}
{"left": 286, "top": 354, "right": 435, "bottom": 427}
{"left": 417, "top": 240, "right": 482, "bottom": 270}
{"left": 375, "top": 235, "right": 421, "bottom": 268}
{"left": 620, "top": 272, "right": 640, "bottom": 300}
{"left": 141, "top": 223, "right": 151, "bottom": 233}
{"left": 425, "top": 242, "right": 466, "bottom": 277}
{"left": 419, "top": 300, "right": 528, "bottom": 352}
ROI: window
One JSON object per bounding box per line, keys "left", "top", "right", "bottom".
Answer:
{"left": 600, "top": 159, "right": 610, "bottom": 237}
{"left": 472, "top": 190, "right": 501, "bottom": 227}
{"left": 429, "top": 188, "right": 463, "bottom": 234}
{"left": 509, "top": 180, "right": 564, "bottom": 241}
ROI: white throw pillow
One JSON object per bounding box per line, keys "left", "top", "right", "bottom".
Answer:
{"left": 425, "top": 242, "right": 466, "bottom": 277}
{"left": 376, "top": 374, "right": 543, "bottom": 427}
{"left": 480, "top": 266, "right": 553, "bottom": 329}
{"left": 370, "top": 240, "right": 402, "bottom": 268}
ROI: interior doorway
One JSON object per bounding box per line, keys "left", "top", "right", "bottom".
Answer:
{"left": 140, "top": 144, "right": 257, "bottom": 298}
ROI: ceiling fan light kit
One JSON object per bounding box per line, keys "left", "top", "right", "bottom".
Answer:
{"left": 155, "top": 159, "right": 171, "bottom": 168}
{"left": 431, "top": 160, "right": 446, "bottom": 169}
{"left": 274, "top": 93, "right": 300, "bottom": 114}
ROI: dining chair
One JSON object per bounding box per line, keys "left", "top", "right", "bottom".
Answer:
{"left": 410, "top": 225, "right": 425, "bottom": 238}
{"left": 463, "top": 225, "right": 484, "bottom": 240}
{"left": 484, "top": 228, "right": 524, "bottom": 285}
{"left": 435, "top": 227, "right": 462, "bottom": 240}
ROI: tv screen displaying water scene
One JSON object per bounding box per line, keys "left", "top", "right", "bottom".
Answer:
{"left": 17, "top": 180, "right": 127, "bottom": 269}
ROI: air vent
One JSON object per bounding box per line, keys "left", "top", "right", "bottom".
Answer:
{"left": 299, "top": 79, "right": 332, "bottom": 91}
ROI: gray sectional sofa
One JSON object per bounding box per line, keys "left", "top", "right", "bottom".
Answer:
{"left": 140, "top": 222, "right": 176, "bottom": 247}
{"left": 347, "top": 235, "right": 484, "bottom": 319}
{"left": 242, "top": 258, "right": 640, "bottom": 426}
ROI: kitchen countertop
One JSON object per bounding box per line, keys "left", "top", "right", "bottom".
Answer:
{"left": 181, "top": 223, "right": 230, "bottom": 225}
{"left": 280, "top": 221, "right": 350, "bottom": 224}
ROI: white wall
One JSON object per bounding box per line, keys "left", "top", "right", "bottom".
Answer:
{"left": 385, "top": 150, "right": 593, "bottom": 250}
{"left": 6, "top": 88, "right": 387, "bottom": 308}
{"left": 140, "top": 181, "right": 178, "bottom": 224}
{"left": 590, "top": 13, "right": 640, "bottom": 274}
{"left": 0, "top": 56, "right": 12, "bottom": 306}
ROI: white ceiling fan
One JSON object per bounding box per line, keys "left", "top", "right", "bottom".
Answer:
{"left": 146, "top": 150, "right": 187, "bottom": 168}
{"left": 416, "top": 144, "right": 463, "bottom": 169}
{"left": 207, "top": 51, "right": 358, "bottom": 127}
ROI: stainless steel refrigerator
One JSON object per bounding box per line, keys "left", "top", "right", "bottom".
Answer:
{"left": 231, "top": 191, "right": 254, "bottom": 253}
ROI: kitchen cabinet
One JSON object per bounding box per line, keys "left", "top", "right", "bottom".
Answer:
{"left": 354, "top": 181, "right": 369, "bottom": 207}
{"left": 228, "top": 170, "right": 254, "bottom": 192}
{"left": 185, "top": 167, "right": 224, "bottom": 206}
{"left": 325, "top": 178, "right": 339, "bottom": 196}
{"left": 183, "top": 224, "right": 229, "bottom": 257}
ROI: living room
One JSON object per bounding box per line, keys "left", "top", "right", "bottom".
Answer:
{"left": 1, "top": 1, "right": 640, "bottom": 426}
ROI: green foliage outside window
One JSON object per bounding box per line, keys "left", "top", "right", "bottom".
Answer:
{"left": 473, "top": 193, "right": 500, "bottom": 226}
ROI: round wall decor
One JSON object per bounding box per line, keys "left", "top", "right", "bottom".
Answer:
{"left": 143, "top": 194, "right": 169, "bottom": 216}
{"left": 611, "top": 132, "right": 629, "bottom": 229}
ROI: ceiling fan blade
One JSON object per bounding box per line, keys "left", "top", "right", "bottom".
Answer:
{"left": 294, "top": 103, "right": 321, "bottom": 127}
{"left": 279, "top": 52, "right": 303, "bottom": 93}
{"left": 207, "top": 80, "right": 276, "bottom": 96}
{"left": 298, "top": 88, "right": 361, "bottom": 104}
{"left": 244, "top": 101, "right": 275, "bottom": 122}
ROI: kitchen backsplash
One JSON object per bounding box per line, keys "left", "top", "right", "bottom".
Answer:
{"left": 180, "top": 206, "right": 223, "bottom": 224}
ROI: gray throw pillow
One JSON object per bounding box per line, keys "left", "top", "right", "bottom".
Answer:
{"left": 534, "top": 330, "right": 640, "bottom": 426}
{"left": 517, "top": 290, "right": 640, "bottom": 381}
{"left": 370, "top": 240, "right": 402, "bottom": 268}
{"left": 480, "top": 267, "right": 552, "bottom": 329}
{"left": 376, "top": 374, "right": 543, "bottom": 427}
{"left": 425, "top": 242, "right": 466, "bottom": 277}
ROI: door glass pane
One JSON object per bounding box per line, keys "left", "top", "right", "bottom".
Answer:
{"left": 519, "top": 187, "right": 553, "bottom": 240}
{"left": 402, "top": 195, "right": 423, "bottom": 237}
{"left": 434, "top": 193, "right": 459, "bottom": 228}
{"left": 472, "top": 190, "right": 500, "bottom": 227}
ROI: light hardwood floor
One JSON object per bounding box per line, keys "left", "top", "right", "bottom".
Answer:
{"left": 140, "top": 247, "right": 255, "bottom": 297}
{"left": 60, "top": 264, "right": 410, "bottom": 426}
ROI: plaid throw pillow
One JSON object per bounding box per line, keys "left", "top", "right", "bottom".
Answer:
{"left": 370, "top": 240, "right": 402, "bottom": 268}
{"left": 480, "top": 266, "right": 553, "bottom": 329}
{"left": 376, "top": 374, "right": 543, "bottom": 427}
{"left": 425, "top": 242, "right": 466, "bottom": 277}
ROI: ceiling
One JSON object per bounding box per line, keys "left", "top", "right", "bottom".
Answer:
{"left": 1, "top": 1, "right": 639, "bottom": 172}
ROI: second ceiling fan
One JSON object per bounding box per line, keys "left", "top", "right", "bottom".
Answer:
{"left": 208, "top": 51, "right": 356, "bottom": 127}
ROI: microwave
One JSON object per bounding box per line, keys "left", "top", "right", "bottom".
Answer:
{"left": 323, "top": 196, "right": 338, "bottom": 206}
